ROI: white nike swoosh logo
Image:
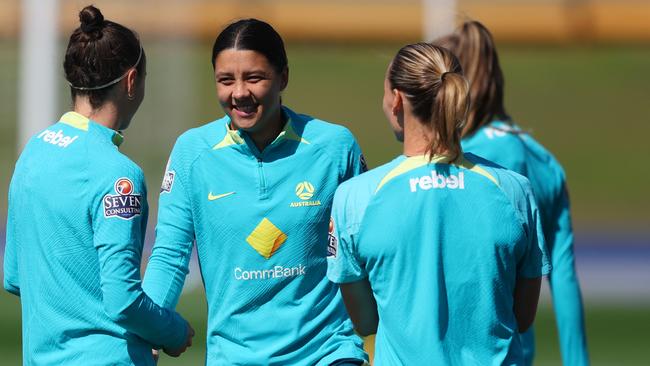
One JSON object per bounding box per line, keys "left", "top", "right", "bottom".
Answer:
{"left": 208, "top": 191, "right": 236, "bottom": 201}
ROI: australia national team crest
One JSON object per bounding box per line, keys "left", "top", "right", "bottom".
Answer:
{"left": 104, "top": 177, "right": 142, "bottom": 219}
{"left": 327, "top": 218, "right": 337, "bottom": 258}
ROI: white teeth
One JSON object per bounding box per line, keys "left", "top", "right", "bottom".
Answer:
{"left": 235, "top": 105, "right": 257, "bottom": 113}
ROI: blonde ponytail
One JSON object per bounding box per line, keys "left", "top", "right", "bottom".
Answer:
{"left": 388, "top": 43, "right": 469, "bottom": 162}
{"left": 431, "top": 71, "right": 469, "bottom": 161}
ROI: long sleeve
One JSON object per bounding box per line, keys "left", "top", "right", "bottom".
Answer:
{"left": 548, "top": 184, "right": 589, "bottom": 366}
{"left": 93, "top": 168, "right": 188, "bottom": 349}
{"left": 142, "top": 151, "right": 195, "bottom": 309}
{"left": 3, "top": 180, "right": 20, "bottom": 296}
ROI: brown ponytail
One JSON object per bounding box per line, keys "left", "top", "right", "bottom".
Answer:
{"left": 433, "top": 20, "right": 509, "bottom": 137}
{"left": 388, "top": 43, "right": 469, "bottom": 162}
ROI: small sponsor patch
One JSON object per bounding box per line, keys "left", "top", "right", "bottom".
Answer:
{"left": 161, "top": 170, "right": 175, "bottom": 193}
{"left": 104, "top": 178, "right": 142, "bottom": 220}
{"left": 360, "top": 154, "right": 368, "bottom": 172}
{"left": 327, "top": 218, "right": 338, "bottom": 258}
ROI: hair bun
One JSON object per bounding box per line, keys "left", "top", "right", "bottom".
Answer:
{"left": 79, "top": 5, "right": 104, "bottom": 35}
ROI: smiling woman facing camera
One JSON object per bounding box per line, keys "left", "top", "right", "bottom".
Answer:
{"left": 3, "top": 5, "right": 193, "bottom": 366}
{"left": 326, "top": 43, "right": 550, "bottom": 365}
{"left": 143, "top": 19, "right": 368, "bottom": 365}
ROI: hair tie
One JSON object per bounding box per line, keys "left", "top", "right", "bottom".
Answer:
{"left": 441, "top": 71, "right": 451, "bottom": 81}
{"left": 68, "top": 46, "right": 143, "bottom": 91}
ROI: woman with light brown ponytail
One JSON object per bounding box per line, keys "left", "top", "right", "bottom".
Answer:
{"left": 435, "top": 21, "right": 589, "bottom": 366}
{"left": 326, "top": 43, "right": 550, "bottom": 365}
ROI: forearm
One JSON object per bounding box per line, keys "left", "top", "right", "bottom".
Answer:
{"left": 549, "top": 255, "right": 589, "bottom": 365}
{"left": 115, "top": 291, "right": 188, "bottom": 349}
{"left": 513, "top": 277, "right": 542, "bottom": 332}
{"left": 142, "top": 240, "right": 193, "bottom": 309}
{"left": 340, "top": 279, "right": 379, "bottom": 336}
{"left": 100, "top": 249, "right": 188, "bottom": 349}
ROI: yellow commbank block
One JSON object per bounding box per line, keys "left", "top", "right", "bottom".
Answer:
{"left": 246, "top": 218, "right": 287, "bottom": 259}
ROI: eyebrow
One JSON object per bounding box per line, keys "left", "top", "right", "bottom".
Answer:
{"left": 215, "top": 69, "right": 269, "bottom": 77}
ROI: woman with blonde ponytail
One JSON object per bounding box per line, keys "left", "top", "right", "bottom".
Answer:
{"left": 435, "top": 21, "right": 589, "bottom": 366}
{"left": 326, "top": 43, "right": 550, "bottom": 365}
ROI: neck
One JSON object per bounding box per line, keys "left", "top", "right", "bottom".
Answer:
{"left": 402, "top": 114, "right": 436, "bottom": 157}
{"left": 247, "top": 109, "right": 285, "bottom": 153}
{"left": 73, "top": 97, "right": 122, "bottom": 131}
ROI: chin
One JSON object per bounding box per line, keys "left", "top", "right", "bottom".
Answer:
{"left": 231, "top": 118, "right": 259, "bottom": 132}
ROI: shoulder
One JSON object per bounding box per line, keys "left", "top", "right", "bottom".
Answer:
{"left": 286, "top": 107, "right": 358, "bottom": 149}
{"left": 335, "top": 157, "right": 403, "bottom": 203}
{"left": 171, "top": 116, "right": 230, "bottom": 163}
{"left": 465, "top": 152, "right": 532, "bottom": 193}
{"left": 519, "top": 133, "right": 567, "bottom": 179}
{"left": 175, "top": 116, "right": 229, "bottom": 150}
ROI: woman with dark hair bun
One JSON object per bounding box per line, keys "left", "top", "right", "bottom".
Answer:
{"left": 4, "top": 5, "right": 193, "bottom": 365}
{"left": 143, "top": 18, "right": 368, "bottom": 365}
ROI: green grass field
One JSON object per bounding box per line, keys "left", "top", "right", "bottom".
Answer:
{"left": 0, "top": 41, "right": 649, "bottom": 229}
{"left": 1, "top": 289, "right": 649, "bottom": 365}
{"left": 1, "top": 41, "right": 649, "bottom": 364}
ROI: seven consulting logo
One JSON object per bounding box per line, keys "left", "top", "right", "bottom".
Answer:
{"left": 103, "top": 178, "right": 142, "bottom": 219}
{"left": 327, "top": 218, "right": 338, "bottom": 258}
{"left": 290, "top": 181, "right": 321, "bottom": 207}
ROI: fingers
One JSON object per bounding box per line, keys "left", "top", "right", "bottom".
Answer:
{"left": 151, "top": 349, "right": 159, "bottom": 363}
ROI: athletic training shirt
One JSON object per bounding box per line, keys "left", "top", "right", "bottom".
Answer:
{"left": 327, "top": 153, "right": 551, "bottom": 366}
{"left": 462, "top": 120, "right": 588, "bottom": 366}
{"left": 3, "top": 112, "right": 188, "bottom": 366}
{"left": 143, "top": 106, "right": 367, "bottom": 365}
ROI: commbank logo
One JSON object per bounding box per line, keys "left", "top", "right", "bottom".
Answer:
{"left": 409, "top": 171, "right": 465, "bottom": 192}
{"left": 246, "top": 218, "right": 287, "bottom": 259}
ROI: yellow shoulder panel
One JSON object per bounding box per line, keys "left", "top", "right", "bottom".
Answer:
{"left": 59, "top": 111, "right": 89, "bottom": 131}
{"left": 374, "top": 154, "right": 499, "bottom": 194}
{"left": 375, "top": 155, "right": 451, "bottom": 193}
{"left": 213, "top": 128, "right": 245, "bottom": 150}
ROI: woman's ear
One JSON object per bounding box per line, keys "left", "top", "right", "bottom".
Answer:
{"left": 392, "top": 89, "right": 403, "bottom": 116}
{"left": 126, "top": 69, "right": 138, "bottom": 100}
{"left": 279, "top": 68, "right": 289, "bottom": 91}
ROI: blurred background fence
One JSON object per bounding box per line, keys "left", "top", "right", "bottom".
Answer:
{"left": 0, "top": 1, "right": 648, "bottom": 365}
{"left": 1, "top": 0, "right": 650, "bottom": 42}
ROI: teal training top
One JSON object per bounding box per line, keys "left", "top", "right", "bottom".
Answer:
{"left": 462, "top": 121, "right": 589, "bottom": 366}
{"left": 3, "top": 112, "right": 189, "bottom": 365}
{"left": 327, "top": 153, "right": 551, "bottom": 366}
{"left": 142, "top": 107, "right": 367, "bottom": 365}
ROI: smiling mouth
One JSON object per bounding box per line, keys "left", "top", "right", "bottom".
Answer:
{"left": 233, "top": 104, "right": 258, "bottom": 117}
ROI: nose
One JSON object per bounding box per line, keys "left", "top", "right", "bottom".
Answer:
{"left": 232, "top": 80, "right": 250, "bottom": 100}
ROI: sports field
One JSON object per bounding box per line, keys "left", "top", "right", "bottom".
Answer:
{"left": 1, "top": 288, "right": 649, "bottom": 365}
{"left": 1, "top": 41, "right": 649, "bottom": 364}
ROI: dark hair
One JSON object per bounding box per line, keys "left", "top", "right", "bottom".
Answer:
{"left": 388, "top": 43, "right": 469, "bottom": 162}
{"left": 211, "top": 18, "right": 288, "bottom": 73}
{"left": 63, "top": 5, "right": 144, "bottom": 109}
{"left": 433, "top": 21, "right": 509, "bottom": 137}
